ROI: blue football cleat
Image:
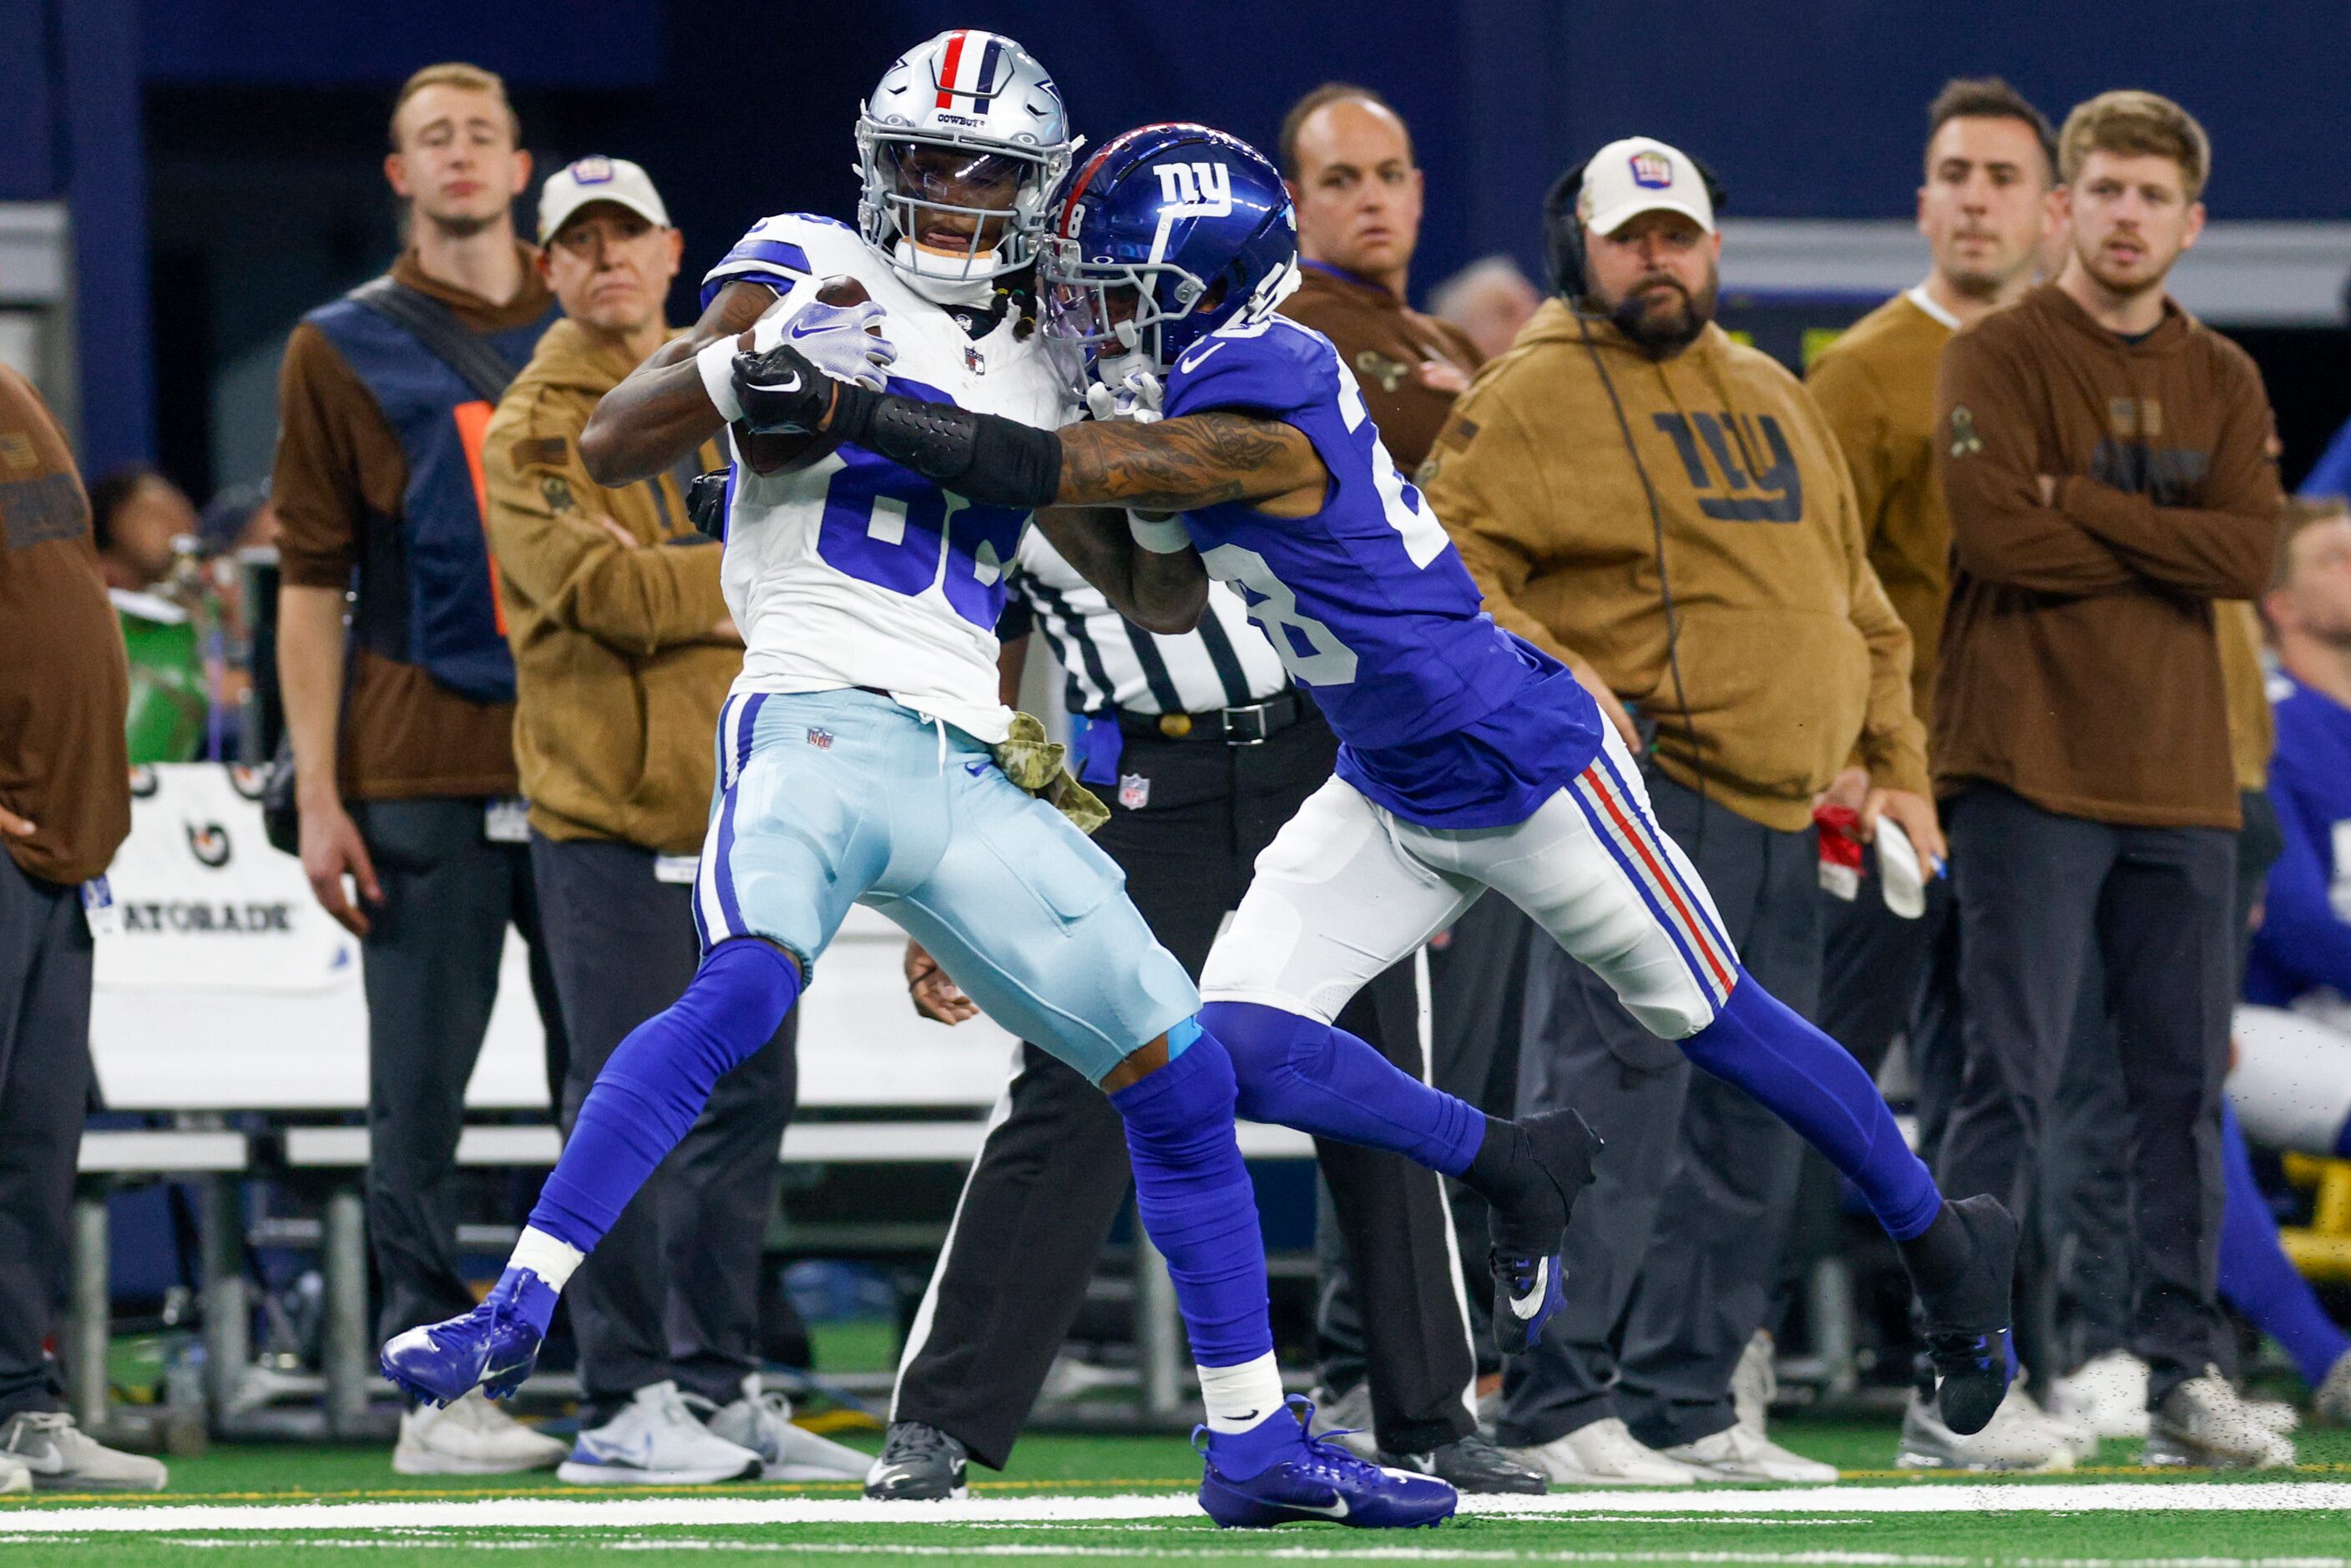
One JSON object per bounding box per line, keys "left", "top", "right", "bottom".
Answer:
{"left": 1197, "top": 1397, "right": 1456, "bottom": 1530}
{"left": 1487, "top": 1108, "right": 1599, "bottom": 1355}
{"left": 380, "top": 1267, "right": 556, "bottom": 1408}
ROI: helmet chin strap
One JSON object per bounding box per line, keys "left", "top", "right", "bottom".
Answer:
{"left": 891, "top": 240, "right": 1002, "bottom": 306}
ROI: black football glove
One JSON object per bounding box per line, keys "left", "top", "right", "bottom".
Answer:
{"left": 732, "top": 341, "right": 836, "bottom": 435}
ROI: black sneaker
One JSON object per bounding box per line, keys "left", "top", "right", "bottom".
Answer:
{"left": 1915, "top": 1195, "right": 2018, "bottom": 1437}
{"left": 1488, "top": 1109, "right": 1601, "bottom": 1354}
{"left": 863, "top": 1419, "right": 968, "bottom": 1500}
{"left": 1380, "top": 1434, "right": 1546, "bottom": 1495}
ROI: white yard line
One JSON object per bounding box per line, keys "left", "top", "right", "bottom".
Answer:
{"left": 2, "top": 1535, "right": 2349, "bottom": 1566}
{"left": 3, "top": 1482, "right": 2351, "bottom": 1535}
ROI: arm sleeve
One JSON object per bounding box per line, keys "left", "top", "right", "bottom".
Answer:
{"left": 1421, "top": 392, "right": 1590, "bottom": 670}
{"left": 2055, "top": 353, "right": 2282, "bottom": 599}
{"left": 1830, "top": 432, "right": 1931, "bottom": 796}
{"left": 484, "top": 421, "right": 730, "bottom": 658}
{"left": 1805, "top": 348, "right": 1895, "bottom": 551}
{"left": 270, "top": 323, "right": 369, "bottom": 589}
{"left": 2255, "top": 760, "right": 2351, "bottom": 996}
{"left": 1935, "top": 329, "right": 2142, "bottom": 594}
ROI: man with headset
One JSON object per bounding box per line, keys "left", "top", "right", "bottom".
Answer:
{"left": 1423, "top": 136, "right": 1939, "bottom": 1485}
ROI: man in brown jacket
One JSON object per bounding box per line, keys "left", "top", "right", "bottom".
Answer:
{"left": 271, "top": 62, "right": 567, "bottom": 1476}
{"left": 0, "top": 367, "right": 164, "bottom": 1493}
{"left": 482, "top": 157, "right": 861, "bottom": 1487}
{"left": 1932, "top": 91, "right": 2285, "bottom": 1467}
{"left": 1425, "top": 136, "right": 1937, "bottom": 1485}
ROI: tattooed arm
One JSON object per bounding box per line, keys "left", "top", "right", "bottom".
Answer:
{"left": 1053, "top": 413, "right": 1328, "bottom": 517}
{"left": 1029, "top": 506, "right": 1207, "bottom": 634}
{"left": 580, "top": 281, "right": 777, "bottom": 486}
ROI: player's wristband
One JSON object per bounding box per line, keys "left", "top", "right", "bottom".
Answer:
{"left": 1128, "top": 513, "right": 1190, "bottom": 554}
{"left": 827, "top": 382, "right": 1063, "bottom": 510}
{"left": 696, "top": 336, "right": 746, "bottom": 424}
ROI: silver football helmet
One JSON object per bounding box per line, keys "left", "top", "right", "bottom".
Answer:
{"left": 854, "top": 29, "right": 1074, "bottom": 289}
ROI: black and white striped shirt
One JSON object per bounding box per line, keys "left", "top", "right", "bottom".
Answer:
{"left": 1000, "top": 530, "right": 1291, "bottom": 716}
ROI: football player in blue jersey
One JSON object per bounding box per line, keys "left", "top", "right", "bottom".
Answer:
{"left": 733, "top": 121, "right": 2023, "bottom": 1442}
{"left": 379, "top": 38, "right": 1609, "bottom": 1530}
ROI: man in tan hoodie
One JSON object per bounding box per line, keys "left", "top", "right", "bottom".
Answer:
{"left": 1422, "top": 137, "right": 1936, "bottom": 1485}
{"left": 483, "top": 158, "right": 862, "bottom": 1489}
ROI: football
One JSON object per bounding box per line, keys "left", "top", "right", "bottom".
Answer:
{"left": 736, "top": 274, "right": 875, "bottom": 475}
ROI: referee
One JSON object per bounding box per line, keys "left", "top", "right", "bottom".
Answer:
{"left": 867, "top": 529, "right": 1541, "bottom": 1500}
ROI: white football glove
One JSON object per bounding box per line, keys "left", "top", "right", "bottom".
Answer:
{"left": 754, "top": 296, "right": 897, "bottom": 391}
{"left": 1085, "top": 368, "right": 1164, "bottom": 424}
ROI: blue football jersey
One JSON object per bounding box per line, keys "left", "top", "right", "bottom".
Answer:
{"left": 1162, "top": 316, "right": 1603, "bottom": 827}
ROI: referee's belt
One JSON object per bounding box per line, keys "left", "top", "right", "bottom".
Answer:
{"left": 1115, "top": 690, "right": 1305, "bottom": 746}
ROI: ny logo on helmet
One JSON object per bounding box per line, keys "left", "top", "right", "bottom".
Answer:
{"left": 1150, "top": 161, "right": 1234, "bottom": 263}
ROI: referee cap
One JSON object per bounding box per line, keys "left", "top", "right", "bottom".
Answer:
{"left": 1577, "top": 136, "right": 1715, "bottom": 237}
{"left": 538, "top": 156, "right": 670, "bottom": 244}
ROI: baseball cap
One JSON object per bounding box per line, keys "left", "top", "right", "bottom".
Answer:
{"left": 538, "top": 156, "right": 670, "bottom": 244}
{"left": 1577, "top": 136, "right": 1715, "bottom": 237}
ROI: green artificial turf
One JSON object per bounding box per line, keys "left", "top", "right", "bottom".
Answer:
{"left": 7, "top": 1418, "right": 2351, "bottom": 1566}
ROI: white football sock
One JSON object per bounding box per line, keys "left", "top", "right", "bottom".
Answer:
{"left": 509, "top": 1226, "right": 585, "bottom": 1292}
{"left": 1198, "top": 1353, "right": 1285, "bottom": 1434}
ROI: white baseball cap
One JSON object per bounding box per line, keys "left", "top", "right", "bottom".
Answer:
{"left": 1577, "top": 136, "right": 1715, "bottom": 237}
{"left": 538, "top": 156, "right": 670, "bottom": 244}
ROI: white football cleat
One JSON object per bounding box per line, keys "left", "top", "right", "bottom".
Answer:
{"left": 392, "top": 1388, "right": 566, "bottom": 1476}
{"left": 1731, "top": 1330, "right": 1777, "bottom": 1435}
{"left": 1664, "top": 1422, "right": 1838, "bottom": 1483}
{"left": 1511, "top": 1418, "right": 1702, "bottom": 1485}
{"left": 2045, "top": 1349, "right": 2150, "bottom": 1439}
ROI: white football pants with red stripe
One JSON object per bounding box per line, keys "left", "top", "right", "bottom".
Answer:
{"left": 1201, "top": 724, "right": 1737, "bottom": 1039}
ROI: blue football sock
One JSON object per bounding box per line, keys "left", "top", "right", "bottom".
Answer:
{"left": 1681, "top": 969, "right": 1941, "bottom": 1242}
{"left": 1200, "top": 999, "right": 1486, "bottom": 1176}
{"left": 1110, "top": 1024, "right": 1273, "bottom": 1368}
{"left": 529, "top": 938, "right": 801, "bottom": 1253}
{"left": 2218, "top": 1101, "right": 2349, "bottom": 1388}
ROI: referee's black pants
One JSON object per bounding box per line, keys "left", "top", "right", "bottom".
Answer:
{"left": 889, "top": 710, "right": 1478, "bottom": 1468}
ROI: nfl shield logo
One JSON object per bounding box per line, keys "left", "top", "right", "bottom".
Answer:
{"left": 1629, "top": 151, "right": 1674, "bottom": 189}
{"left": 965, "top": 343, "right": 987, "bottom": 375}
{"left": 806, "top": 728, "right": 835, "bottom": 751}
{"left": 1118, "top": 773, "right": 1150, "bottom": 810}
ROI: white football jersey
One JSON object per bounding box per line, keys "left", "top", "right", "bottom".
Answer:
{"left": 701, "top": 213, "right": 1074, "bottom": 743}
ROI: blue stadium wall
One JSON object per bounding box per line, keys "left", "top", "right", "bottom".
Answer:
{"left": 8, "top": 0, "right": 2348, "bottom": 477}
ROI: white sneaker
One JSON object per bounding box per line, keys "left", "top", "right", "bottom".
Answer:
{"left": 1306, "top": 1383, "right": 1379, "bottom": 1461}
{"left": 695, "top": 1376, "right": 869, "bottom": 1481}
{"left": 2146, "top": 1369, "right": 2297, "bottom": 1470}
{"left": 1731, "top": 1330, "right": 1777, "bottom": 1435}
{"left": 2315, "top": 1348, "right": 2351, "bottom": 1425}
{"left": 1511, "top": 1417, "right": 1703, "bottom": 1485}
{"left": 558, "top": 1381, "right": 762, "bottom": 1486}
{"left": 2011, "top": 1382, "right": 2099, "bottom": 1464}
{"left": 0, "top": 1449, "right": 30, "bottom": 1495}
{"left": 393, "top": 1388, "right": 566, "bottom": 1476}
{"left": 2245, "top": 1398, "right": 2301, "bottom": 1436}
{"left": 0, "top": 1411, "right": 168, "bottom": 1491}
{"left": 1895, "top": 1388, "right": 2075, "bottom": 1472}
{"left": 1664, "top": 1423, "right": 1838, "bottom": 1483}
{"left": 2045, "top": 1350, "right": 2150, "bottom": 1439}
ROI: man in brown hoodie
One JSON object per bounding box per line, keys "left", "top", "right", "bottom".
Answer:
{"left": 1426, "top": 137, "right": 1934, "bottom": 1485}
{"left": 1931, "top": 91, "right": 2285, "bottom": 1467}
{"left": 0, "top": 367, "right": 166, "bottom": 1492}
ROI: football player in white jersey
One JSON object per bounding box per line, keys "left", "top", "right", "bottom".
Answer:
{"left": 377, "top": 32, "right": 1599, "bottom": 1529}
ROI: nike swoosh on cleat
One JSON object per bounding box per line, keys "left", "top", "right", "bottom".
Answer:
{"left": 1509, "top": 1260, "right": 1550, "bottom": 1320}
{"left": 1287, "top": 1495, "right": 1350, "bottom": 1520}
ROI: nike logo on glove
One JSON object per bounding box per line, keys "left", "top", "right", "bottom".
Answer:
{"left": 751, "top": 369, "right": 803, "bottom": 394}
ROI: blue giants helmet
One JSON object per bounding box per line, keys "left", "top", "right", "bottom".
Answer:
{"left": 1039, "top": 124, "right": 1300, "bottom": 392}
